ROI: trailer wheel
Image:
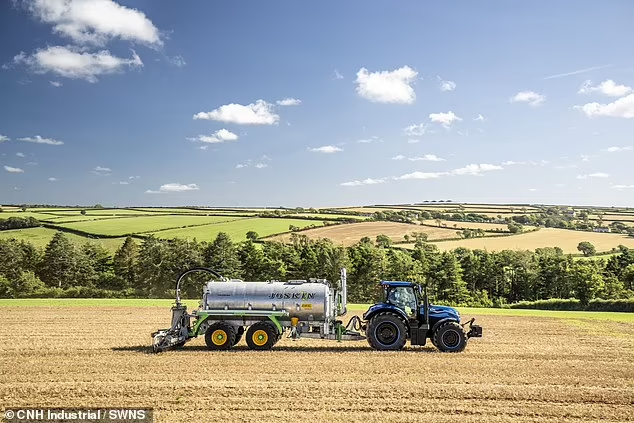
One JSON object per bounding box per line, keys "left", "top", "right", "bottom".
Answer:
{"left": 367, "top": 312, "right": 407, "bottom": 351}
{"left": 204, "top": 322, "right": 236, "bottom": 350}
{"left": 432, "top": 322, "right": 467, "bottom": 353}
{"left": 246, "top": 322, "right": 276, "bottom": 350}
{"left": 232, "top": 326, "right": 245, "bottom": 346}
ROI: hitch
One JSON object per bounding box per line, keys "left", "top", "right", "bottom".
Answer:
{"left": 461, "top": 317, "right": 483, "bottom": 338}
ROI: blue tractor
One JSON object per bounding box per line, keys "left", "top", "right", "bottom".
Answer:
{"left": 362, "top": 281, "right": 482, "bottom": 352}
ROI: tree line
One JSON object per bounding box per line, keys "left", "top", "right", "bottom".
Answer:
{"left": 0, "top": 231, "right": 633, "bottom": 309}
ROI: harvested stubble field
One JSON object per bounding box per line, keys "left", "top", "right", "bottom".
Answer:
{"left": 267, "top": 221, "right": 464, "bottom": 246}
{"left": 403, "top": 228, "right": 634, "bottom": 254}
{"left": 0, "top": 302, "right": 632, "bottom": 422}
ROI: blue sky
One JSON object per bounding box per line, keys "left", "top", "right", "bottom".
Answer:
{"left": 1, "top": 0, "right": 634, "bottom": 208}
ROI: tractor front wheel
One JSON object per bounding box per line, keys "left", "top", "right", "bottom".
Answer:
{"left": 367, "top": 313, "right": 407, "bottom": 351}
{"left": 432, "top": 322, "right": 467, "bottom": 352}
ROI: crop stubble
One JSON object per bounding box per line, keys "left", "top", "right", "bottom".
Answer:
{"left": 0, "top": 306, "right": 632, "bottom": 422}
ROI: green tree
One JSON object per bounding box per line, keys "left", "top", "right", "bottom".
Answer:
{"left": 577, "top": 241, "right": 596, "bottom": 257}
{"left": 113, "top": 237, "right": 139, "bottom": 289}
{"left": 38, "top": 232, "right": 78, "bottom": 288}
{"left": 246, "top": 231, "right": 259, "bottom": 241}
{"left": 375, "top": 234, "right": 392, "bottom": 248}
{"left": 203, "top": 232, "right": 241, "bottom": 278}
{"left": 569, "top": 261, "right": 604, "bottom": 305}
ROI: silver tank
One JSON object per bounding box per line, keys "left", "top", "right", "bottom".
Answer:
{"left": 202, "top": 280, "right": 331, "bottom": 321}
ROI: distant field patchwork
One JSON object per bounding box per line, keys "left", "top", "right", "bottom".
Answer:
{"left": 267, "top": 221, "right": 466, "bottom": 246}
{"left": 151, "top": 218, "right": 326, "bottom": 241}
{"left": 0, "top": 227, "right": 126, "bottom": 252}
{"left": 56, "top": 215, "right": 246, "bottom": 236}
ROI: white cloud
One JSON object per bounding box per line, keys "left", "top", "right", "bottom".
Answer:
{"left": 528, "top": 188, "right": 538, "bottom": 192}
{"left": 50, "top": 80, "right": 62, "bottom": 87}
{"left": 23, "top": 0, "right": 162, "bottom": 46}
{"left": 255, "top": 163, "right": 268, "bottom": 169}
{"left": 146, "top": 183, "right": 199, "bottom": 194}
{"left": 18, "top": 135, "right": 64, "bottom": 145}
{"left": 169, "top": 55, "right": 186, "bottom": 67}
{"left": 118, "top": 181, "right": 129, "bottom": 185}
{"left": 16, "top": 152, "right": 26, "bottom": 158}
{"left": 354, "top": 66, "right": 417, "bottom": 104}
{"left": 473, "top": 114, "right": 485, "bottom": 122}
{"left": 13, "top": 46, "right": 143, "bottom": 82}
{"left": 391, "top": 155, "right": 405, "bottom": 161}
{"left": 332, "top": 69, "right": 344, "bottom": 80}
{"left": 577, "top": 173, "right": 609, "bottom": 179}
{"left": 0, "top": 135, "right": 9, "bottom": 143}
{"left": 129, "top": 175, "right": 140, "bottom": 179}
{"left": 193, "top": 100, "right": 279, "bottom": 125}
{"left": 407, "top": 139, "right": 420, "bottom": 144}
{"left": 409, "top": 154, "right": 445, "bottom": 162}
{"left": 451, "top": 163, "right": 502, "bottom": 176}
{"left": 502, "top": 161, "right": 522, "bottom": 166}
{"left": 605, "top": 146, "right": 633, "bottom": 152}
{"left": 395, "top": 172, "right": 446, "bottom": 180}
{"left": 4, "top": 166, "right": 24, "bottom": 173}
{"left": 48, "top": 177, "right": 57, "bottom": 181}
{"left": 510, "top": 91, "right": 545, "bottom": 106}
{"left": 438, "top": 79, "right": 456, "bottom": 92}
{"left": 276, "top": 98, "right": 301, "bottom": 106}
{"left": 309, "top": 145, "right": 343, "bottom": 153}
{"left": 575, "top": 94, "right": 634, "bottom": 118}
{"left": 340, "top": 178, "right": 386, "bottom": 186}
{"left": 403, "top": 123, "right": 428, "bottom": 136}
{"left": 195, "top": 129, "right": 239, "bottom": 144}
{"left": 357, "top": 136, "right": 381, "bottom": 143}
{"left": 578, "top": 80, "right": 632, "bottom": 97}
{"left": 94, "top": 166, "right": 111, "bottom": 172}
{"left": 611, "top": 184, "right": 634, "bottom": 189}
{"left": 429, "top": 111, "right": 462, "bottom": 128}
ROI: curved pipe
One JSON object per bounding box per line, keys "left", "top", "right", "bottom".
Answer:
{"left": 175, "top": 267, "right": 225, "bottom": 305}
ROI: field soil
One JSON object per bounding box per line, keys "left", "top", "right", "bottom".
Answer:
{"left": 268, "top": 221, "right": 463, "bottom": 246}
{"left": 0, "top": 305, "right": 632, "bottom": 422}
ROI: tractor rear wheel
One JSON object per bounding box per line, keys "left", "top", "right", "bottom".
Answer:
{"left": 432, "top": 322, "right": 467, "bottom": 352}
{"left": 367, "top": 312, "right": 407, "bottom": 351}
{"left": 204, "top": 322, "right": 236, "bottom": 350}
{"left": 246, "top": 322, "right": 277, "bottom": 350}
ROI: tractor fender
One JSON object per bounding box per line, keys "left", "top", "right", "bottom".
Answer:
{"left": 429, "top": 317, "right": 459, "bottom": 335}
{"left": 363, "top": 304, "right": 410, "bottom": 327}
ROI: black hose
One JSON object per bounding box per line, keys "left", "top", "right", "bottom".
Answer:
{"left": 345, "top": 316, "right": 362, "bottom": 331}
{"left": 175, "top": 267, "right": 224, "bottom": 304}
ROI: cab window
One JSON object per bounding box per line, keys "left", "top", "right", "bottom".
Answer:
{"left": 386, "top": 286, "right": 417, "bottom": 316}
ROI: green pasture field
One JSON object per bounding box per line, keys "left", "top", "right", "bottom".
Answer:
{"left": 0, "top": 227, "right": 126, "bottom": 252}
{"left": 45, "top": 209, "right": 152, "bottom": 216}
{"left": 56, "top": 215, "right": 247, "bottom": 236}
{"left": 43, "top": 215, "right": 135, "bottom": 223}
{"left": 1, "top": 299, "right": 631, "bottom": 322}
{"left": 0, "top": 211, "right": 64, "bottom": 220}
{"left": 151, "top": 218, "right": 327, "bottom": 241}
{"left": 286, "top": 213, "right": 369, "bottom": 221}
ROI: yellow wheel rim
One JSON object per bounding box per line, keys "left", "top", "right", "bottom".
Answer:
{"left": 252, "top": 329, "right": 268, "bottom": 346}
{"left": 211, "top": 329, "right": 227, "bottom": 346}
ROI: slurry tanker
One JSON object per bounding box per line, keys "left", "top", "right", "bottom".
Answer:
{"left": 152, "top": 267, "right": 482, "bottom": 353}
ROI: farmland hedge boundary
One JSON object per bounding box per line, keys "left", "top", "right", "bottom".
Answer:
{"left": 507, "top": 298, "right": 634, "bottom": 312}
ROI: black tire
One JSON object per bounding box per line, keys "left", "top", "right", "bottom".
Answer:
{"left": 432, "top": 322, "right": 467, "bottom": 352}
{"left": 204, "top": 322, "right": 236, "bottom": 350}
{"left": 232, "top": 326, "right": 245, "bottom": 346}
{"left": 246, "top": 322, "right": 277, "bottom": 350}
{"left": 367, "top": 312, "right": 408, "bottom": 351}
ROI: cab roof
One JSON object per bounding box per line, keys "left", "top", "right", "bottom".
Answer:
{"left": 380, "top": 281, "right": 415, "bottom": 287}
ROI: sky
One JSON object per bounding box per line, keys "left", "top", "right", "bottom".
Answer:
{"left": 1, "top": 0, "right": 634, "bottom": 208}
